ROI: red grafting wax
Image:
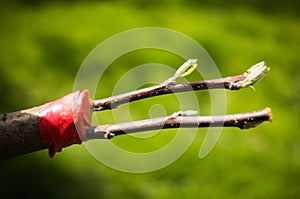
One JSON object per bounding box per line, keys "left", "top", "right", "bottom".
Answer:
{"left": 38, "top": 90, "right": 93, "bottom": 157}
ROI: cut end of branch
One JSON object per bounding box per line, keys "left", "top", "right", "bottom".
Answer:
{"left": 265, "top": 107, "right": 273, "bottom": 122}
{"left": 238, "top": 107, "right": 273, "bottom": 129}
{"left": 230, "top": 61, "right": 270, "bottom": 89}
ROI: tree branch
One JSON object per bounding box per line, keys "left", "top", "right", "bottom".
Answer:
{"left": 0, "top": 59, "right": 271, "bottom": 160}
{"left": 93, "top": 61, "right": 269, "bottom": 111}
{"left": 0, "top": 107, "right": 46, "bottom": 160}
{"left": 86, "top": 108, "right": 272, "bottom": 139}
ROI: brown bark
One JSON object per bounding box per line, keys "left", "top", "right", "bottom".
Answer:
{"left": 0, "top": 107, "right": 45, "bottom": 160}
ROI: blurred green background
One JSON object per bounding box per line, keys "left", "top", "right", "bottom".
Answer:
{"left": 0, "top": 0, "right": 300, "bottom": 198}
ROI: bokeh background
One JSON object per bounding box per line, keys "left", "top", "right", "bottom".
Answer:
{"left": 0, "top": 0, "right": 299, "bottom": 198}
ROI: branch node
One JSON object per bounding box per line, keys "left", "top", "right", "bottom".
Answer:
{"left": 104, "top": 131, "right": 115, "bottom": 139}
{"left": 170, "top": 110, "right": 198, "bottom": 118}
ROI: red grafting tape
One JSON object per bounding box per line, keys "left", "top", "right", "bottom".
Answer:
{"left": 38, "top": 90, "right": 93, "bottom": 157}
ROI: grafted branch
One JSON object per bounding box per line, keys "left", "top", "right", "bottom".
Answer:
{"left": 93, "top": 61, "right": 269, "bottom": 111}
{"left": 86, "top": 108, "right": 272, "bottom": 139}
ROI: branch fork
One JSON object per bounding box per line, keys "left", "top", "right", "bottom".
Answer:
{"left": 90, "top": 59, "right": 272, "bottom": 139}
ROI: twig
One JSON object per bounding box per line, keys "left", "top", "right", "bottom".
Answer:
{"left": 93, "top": 61, "right": 269, "bottom": 111}
{"left": 86, "top": 108, "right": 272, "bottom": 139}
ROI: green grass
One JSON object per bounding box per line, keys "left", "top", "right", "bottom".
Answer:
{"left": 0, "top": 1, "right": 300, "bottom": 198}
